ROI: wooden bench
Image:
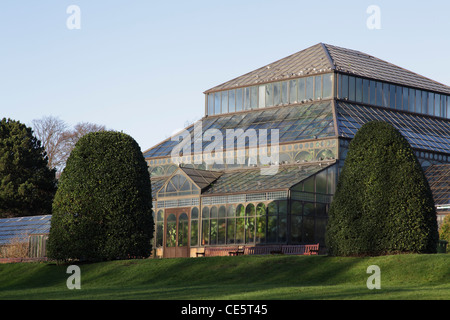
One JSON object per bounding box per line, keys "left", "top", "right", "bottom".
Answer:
{"left": 228, "top": 246, "right": 245, "bottom": 256}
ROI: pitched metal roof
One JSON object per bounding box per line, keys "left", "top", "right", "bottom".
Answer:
{"left": 205, "top": 43, "right": 333, "bottom": 93}
{"left": 205, "top": 43, "right": 450, "bottom": 95}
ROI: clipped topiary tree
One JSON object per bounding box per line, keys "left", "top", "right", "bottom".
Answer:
{"left": 47, "top": 131, "right": 154, "bottom": 262}
{"left": 326, "top": 121, "right": 438, "bottom": 256}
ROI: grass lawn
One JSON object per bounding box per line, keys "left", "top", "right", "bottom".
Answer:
{"left": 0, "top": 254, "right": 448, "bottom": 300}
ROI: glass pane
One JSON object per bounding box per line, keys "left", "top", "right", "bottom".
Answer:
{"left": 236, "top": 204, "right": 245, "bottom": 217}
{"left": 191, "top": 207, "right": 198, "bottom": 220}
{"left": 156, "top": 222, "right": 163, "bottom": 247}
{"left": 265, "top": 83, "right": 273, "bottom": 107}
{"left": 208, "top": 94, "right": 214, "bottom": 115}
{"left": 267, "top": 215, "right": 277, "bottom": 243}
{"left": 409, "top": 88, "right": 415, "bottom": 112}
{"left": 246, "top": 217, "right": 255, "bottom": 243}
{"left": 290, "top": 214, "right": 302, "bottom": 243}
{"left": 389, "top": 84, "right": 396, "bottom": 109}
{"left": 251, "top": 86, "right": 258, "bottom": 109}
{"left": 221, "top": 90, "right": 228, "bottom": 114}
{"left": 258, "top": 85, "right": 265, "bottom": 108}
{"left": 228, "top": 89, "right": 236, "bottom": 113}
{"left": 348, "top": 76, "right": 356, "bottom": 101}
{"left": 210, "top": 218, "right": 217, "bottom": 245}
{"left": 363, "top": 79, "right": 370, "bottom": 104}
{"left": 202, "top": 219, "right": 209, "bottom": 245}
{"left": 370, "top": 81, "right": 376, "bottom": 105}
{"left": 211, "top": 206, "right": 218, "bottom": 218}
{"left": 415, "top": 90, "right": 421, "bottom": 113}
{"left": 382, "top": 83, "right": 389, "bottom": 107}
{"left": 227, "top": 205, "right": 235, "bottom": 217}
{"left": 340, "top": 74, "right": 349, "bottom": 99}
{"left": 435, "top": 94, "right": 440, "bottom": 116}
{"left": 355, "top": 77, "right": 362, "bottom": 102}
{"left": 441, "top": 94, "right": 446, "bottom": 118}
{"left": 282, "top": 81, "right": 288, "bottom": 104}
{"left": 227, "top": 218, "right": 235, "bottom": 244}
{"left": 190, "top": 220, "right": 198, "bottom": 246}
{"left": 166, "top": 214, "right": 177, "bottom": 247}
{"left": 218, "top": 206, "right": 226, "bottom": 218}
{"left": 289, "top": 79, "right": 298, "bottom": 103}
{"left": 256, "top": 203, "right": 266, "bottom": 216}
{"left": 273, "top": 82, "right": 281, "bottom": 106}
{"left": 244, "top": 87, "right": 251, "bottom": 110}
{"left": 256, "top": 215, "right": 266, "bottom": 244}
{"left": 202, "top": 206, "right": 210, "bottom": 219}
{"left": 236, "top": 88, "right": 243, "bottom": 111}
{"left": 395, "top": 86, "right": 402, "bottom": 110}
{"left": 298, "top": 78, "right": 306, "bottom": 101}
{"left": 214, "top": 92, "right": 221, "bottom": 115}
{"left": 323, "top": 74, "right": 333, "bottom": 99}
{"left": 218, "top": 218, "right": 226, "bottom": 244}
{"left": 303, "top": 176, "right": 314, "bottom": 192}
{"left": 421, "top": 91, "right": 428, "bottom": 114}
{"left": 402, "top": 87, "right": 409, "bottom": 111}
{"left": 236, "top": 218, "right": 245, "bottom": 244}
{"left": 157, "top": 210, "right": 164, "bottom": 221}
{"left": 316, "top": 170, "right": 327, "bottom": 194}
{"left": 178, "top": 213, "right": 189, "bottom": 247}
{"left": 267, "top": 202, "right": 277, "bottom": 215}
{"left": 306, "top": 76, "right": 314, "bottom": 100}
{"left": 245, "top": 203, "right": 255, "bottom": 216}
{"left": 428, "top": 92, "right": 434, "bottom": 116}
{"left": 376, "top": 82, "right": 383, "bottom": 107}
{"left": 315, "top": 75, "right": 322, "bottom": 100}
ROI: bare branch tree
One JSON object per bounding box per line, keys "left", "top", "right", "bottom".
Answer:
{"left": 31, "top": 116, "right": 69, "bottom": 172}
{"left": 32, "top": 117, "right": 106, "bottom": 178}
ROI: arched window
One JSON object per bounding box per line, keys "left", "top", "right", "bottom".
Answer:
{"left": 190, "top": 207, "right": 199, "bottom": 247}
{"left": 166, "top": 213, "right": 177, "bottom": 247}
{"left": 156, "top": 210, "right": 164, "bottom": 247}
{"left": 256, "top": 203, "right": 266, "bottom": 243}
{"left": 178, "top": 213, "right": 189, "bottom": 247}
{"left": 245, "top": 204, "right": 256, "bottom": 243}
{"left": 236, "top": 204, "right": 245, "bottom": 244}
{"left": 157, "top": 173, "right": 200, "bottom": 198}
{"left": 201, "top": 207, "right": 210, "bottom": 245}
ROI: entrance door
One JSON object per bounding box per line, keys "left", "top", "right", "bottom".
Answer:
{"left": 164, "top": 208, "right": 190, "bottom": 258}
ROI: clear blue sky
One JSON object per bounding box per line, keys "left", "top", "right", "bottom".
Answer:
{"left": 1, "top": 0, "right": 449, "bottom": 151}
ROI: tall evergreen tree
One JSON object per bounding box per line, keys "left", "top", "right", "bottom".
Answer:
{"left": 0, "top": 118, "right": 56, "bottom": 218}
{"left": 326, "top": 121, "right": 439, "bottom": 256}
{"left": 47, "top": 131, "right": 153, "bottom": 262}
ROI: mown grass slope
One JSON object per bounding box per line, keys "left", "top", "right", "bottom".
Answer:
{"left": 0, "top": 254, "right": 448, "bottom": 300}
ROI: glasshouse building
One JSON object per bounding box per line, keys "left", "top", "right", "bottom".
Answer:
{"left": 144, "top": 43, "right": 450, "bottom": 258}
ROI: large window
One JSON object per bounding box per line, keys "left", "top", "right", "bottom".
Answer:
{"left": 337, "top": 73, "right": 450, "bottom": 118}
{"left": 207, "top": 73, "right": 334, "bottom": 116}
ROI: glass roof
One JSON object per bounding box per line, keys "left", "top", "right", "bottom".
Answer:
{"left": 0, "top": 215, "right": 51, "bottom": 245}
{"left": 201, "top": 162, "right": 335, "bottom": 195}
{"left": 424, "top": 164, "right": 450, "bottom": 206}
{"left": 144, "top": 101, "right": 335, "bottom": 159}
{"left": 336, "top": 101, "right": 450, "bottom": 154}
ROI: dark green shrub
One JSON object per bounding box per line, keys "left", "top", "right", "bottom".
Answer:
{"left": 47, "top": 131, "right": 153, "bottom": 262}
{"left": 0, "top": 118, "right": 56, "bottom": 218}
{"left": 326, "top": 121, "right": 438, "bottom": 256}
